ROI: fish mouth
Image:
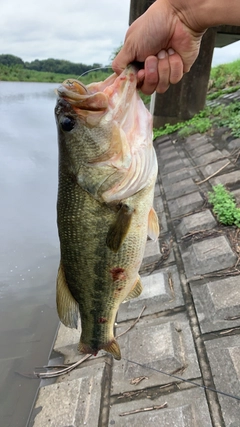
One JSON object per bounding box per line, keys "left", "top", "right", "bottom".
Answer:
{"left": 57, "top": 79, "right": 109, "bottom": 112}
{"left": 56, "top": 65, "right": 138, "bottom": 114}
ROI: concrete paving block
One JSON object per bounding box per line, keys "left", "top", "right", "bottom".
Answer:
{"left": 190, "top": 143, "right": 215, "bottom": 158}
{"left": 168, "top": 192, "right": 204, "bottom": 218}
{"left": 190, "top": 276, "right": 240, "bottom": 333}
{"left": 142, "top": 240, "right": 161, "bottom": 266}
{"left": 154, "top": 182, "right": 161, "bottom": 197}
{"left": 112, "top": 313, "right": 200, "bottom": 394}
{"left": 159, "top": 241, "right": 175, "bottom": 265}
{"left": 109, "top": 387, "right": 212, "bottom": 427}
{"left": 221, "top": 148, "right": 231, "bottom": 157}
{"left": 165, "top": 178, "right": 198, "bottom": 200}
{"left": 32, "top": 363, "right": 105, "bottom": 427}
{"left": 205, "top": 335, "right": 240, "bottom": 426}
{"left": 154, "top": 137, "right": 172, "bottom": 148}
{"left": 54, "top": 323, "right": 79, "bottom": 350}
{"left": 162, "top": 167, "right": 198, "bottom": 185}
{"left": 176, "top": 210, "right": 217, "bottom": 238}
{"left": 158, "top": 150, "right": 179, "bottom": 163}
{"left": 185, "top": 134, "right": 209, "bottom": 150}
{"left": 181, "top": 235, "right": 237, "bottom": 277}
{"left": 228, "top": 138, "right": 240, "bottom": 150}
{"left": 200, "top": 159, "right": 233, "bottom": 178}
{"left": 154, "top": 195, "right": 164, "bottom": 213}
{"left": 53, "top": 324, "right": 86, "bottom": 364}
{"left": 194, "top": 150, "right": 224, "bottom": 166}
{"left": 157, "top": 144, "right": 175, "bottom": 154}
{"left": 160, "top": 158, "right": 186, "bottom": 175}
{"left": 222, "top": 92, "right": 239, "bottom": 100}
{"left": 210, "top": 170, "right": 240, "bottom": 187}
{"left": 53, "top": 323, "right": 107, "bottom": 363}
{"left": 117, "top": 266, "right": 184, "bottom": 322}
{"left": 233, "top": 188, "right": 240, "bottom": 206}
{"left": 153, "top": 197, "right": 168, "bottom": 234}
{"left": 158, "top": 211, "right": 168, "bottom": 234}
{"left": 155, "top": 138, "right": 173, "bottom": 148}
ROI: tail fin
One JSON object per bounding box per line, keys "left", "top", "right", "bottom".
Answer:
{"left": 79, "top": 338, "right": 121, "bottom": 360}
{"left": 102, "top": 339, "right": 121, "bottom": 360}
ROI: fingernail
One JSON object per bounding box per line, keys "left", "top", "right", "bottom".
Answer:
{"left": 157, "top": 50, "right": 166, "bottom": 59}
{"left": 168, "top": 48, "right": 175, "bottom": 56}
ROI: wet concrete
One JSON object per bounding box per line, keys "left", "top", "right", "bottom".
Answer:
{"left": 0, "top": 82, "right": 60, "bottom": 427}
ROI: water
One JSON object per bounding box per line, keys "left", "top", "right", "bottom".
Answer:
{"left": 0, "top": 82, "right": 60, "bottom": 427}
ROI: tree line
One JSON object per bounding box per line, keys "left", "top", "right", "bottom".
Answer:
{"left": 0, "top": 54, "right": 105, "bottom": 75}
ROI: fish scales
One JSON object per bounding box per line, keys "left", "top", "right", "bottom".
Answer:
{"left": 55, "top": 66, "right": 159, "bottom": 360}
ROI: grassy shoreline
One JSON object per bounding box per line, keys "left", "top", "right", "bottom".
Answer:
{"left": 1, "top": 59, "right": 240, "bottom": 137}
{"left": 1, "top": 59, "right": 240, "bottom": 86}
{"left": 0, "top": 64, "right": 112, "bottom": 85}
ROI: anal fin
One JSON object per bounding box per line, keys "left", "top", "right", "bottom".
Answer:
{"left": 148, "top": 207, "right": 160, "bottom": 241}
{"left": 56, "top": 262, "right": 79, "bottom": 329}
{"left": 123, "top": 276, "right": 143, "bottom": 302}
{"left": 106, "top": 203, "right": 134, "bottom": 252}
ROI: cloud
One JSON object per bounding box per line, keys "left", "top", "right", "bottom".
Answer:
{"left": 1, "top": 1, "right": 240, "bottom": 67}
{"left": 0, "top": 0, "right": 130, "bottom": 64}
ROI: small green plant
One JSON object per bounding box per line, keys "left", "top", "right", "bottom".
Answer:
{"left": 209, "top": 59, "right": 240, "bottom": 92}
{"left": 153, "top": 122, "right": 185, "bottom": 138}
{"left": 178, "top": 117, "right": 211, "bottom": 137}
{"left": 153, "top": 101, "right": 240, "bottom": 139}
{"left": 207, "top": 85, "right": 240, "bottom": 101}
{"left": 153, "top": 107, "right": 212, "bottom": 139}
{"left": 208, "top": 184, "right": 240, "bottom": 227}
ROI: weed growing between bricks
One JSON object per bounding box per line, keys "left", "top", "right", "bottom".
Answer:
{"left": 208, "top": 184, "right": 240, "bottom": 227}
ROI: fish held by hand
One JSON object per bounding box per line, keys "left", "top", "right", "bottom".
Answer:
{"left": 55, "top": 65, "right": 159, "bottom": 360}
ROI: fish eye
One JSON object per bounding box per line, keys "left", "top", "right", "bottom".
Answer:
{"left": 61, "top": 116, "right": 75, "bottom": 132}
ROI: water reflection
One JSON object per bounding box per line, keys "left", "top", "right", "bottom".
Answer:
{"left": 0, "top": 82, "right": 60, "bottom": 427}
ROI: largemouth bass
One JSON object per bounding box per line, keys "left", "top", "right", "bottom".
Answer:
{"left": 55, "top": 65, "right": 159, "bottom": 360}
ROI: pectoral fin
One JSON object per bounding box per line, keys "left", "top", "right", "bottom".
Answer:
{"left": 148, "top": 207, "right": 160, "bottom": 241}
{"left": 56, "top": 262, "right": 79, "bottom": 329}
{"left": 123, "top": 276, "right": 143, "bottom": 302}
{"left": 106, "top": 203, "right": 134, "bottom": 252}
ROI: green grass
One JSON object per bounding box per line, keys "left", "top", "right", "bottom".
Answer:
{"left": 0, "top": 63, "right": 151, "bottom": 107}
{"left": 1, "top": 59, "right": 240, "bottom": 135}
{"left": 207, "top": 85, "right": 240, "bottom": 101}
{"left": 153, "top": 100, "right": 240, "bottom": 139}
{"left": 209, "top": 59, "right": 240, "bottom": 92}
{"left": 208, "top": 185, "right": 240, "bottom": 227}
{"left": 0, "top": 64, "right": 112, "bottom": 84}
{"left": 153, "top": 58, "right": 240, "bottom": 139}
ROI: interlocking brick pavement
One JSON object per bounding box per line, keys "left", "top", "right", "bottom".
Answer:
{"left": 29, "top": 125, "right": 240, "bottom": 427}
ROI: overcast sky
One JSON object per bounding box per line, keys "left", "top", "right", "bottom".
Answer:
{"left": 1, "top": 0, "right": 239, "bottom": 67}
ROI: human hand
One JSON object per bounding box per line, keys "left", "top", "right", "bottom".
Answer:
{"left": 112, "top": 0, "right": 205, "bottom": 95}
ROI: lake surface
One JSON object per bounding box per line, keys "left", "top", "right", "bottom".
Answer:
{"left": 0, "top": 82, "right": 61, "bottom": 427}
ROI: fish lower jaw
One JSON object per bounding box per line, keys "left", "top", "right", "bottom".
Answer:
{"left": 78, "top": 337, "right": 121, "bottom": 360}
